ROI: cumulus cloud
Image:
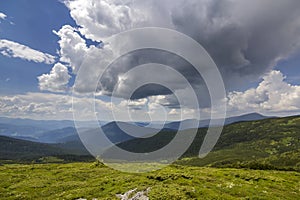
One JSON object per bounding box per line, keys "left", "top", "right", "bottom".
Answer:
{"left": 52, "top": 24, "right": 115, "bottom": 94}
{"left": 228, "top": 70, "right": 300, "bottom": 115}
{"left": 64, "top": 0, "right": 148, "bottom": 40}
{"left": 38, "top": 63, "right": 71, "bottom": 93}
{"left": 53, "top": 25, "right": 88, "bottom": 72}
{"left": 0, "top": 39, "right": 56, "bottom": 64}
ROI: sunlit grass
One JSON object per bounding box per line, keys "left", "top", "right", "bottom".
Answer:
{"left": 0, "top": 162, "right": 299, "bottom": 199}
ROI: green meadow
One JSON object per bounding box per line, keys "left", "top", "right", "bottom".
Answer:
{"left": 0, "top": 162, "right": 299, "bottom": 200}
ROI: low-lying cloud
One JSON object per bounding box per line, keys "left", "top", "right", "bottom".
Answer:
{"left": 228, "top": 70, "right": 300, "bottom": 115}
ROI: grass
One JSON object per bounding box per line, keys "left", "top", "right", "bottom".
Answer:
{"left": 0, "top": 162, "right": 299, "bottom": 200}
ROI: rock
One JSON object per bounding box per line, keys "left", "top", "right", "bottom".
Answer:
{"left": 116, "top": 188, "right": 151, "bottom": 200}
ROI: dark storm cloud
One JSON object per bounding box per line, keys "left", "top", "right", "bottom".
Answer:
{"left": 96, "top": 49, "right": 211, "bottom": 107}
{"left": 171, "top": 0, "right": 300, "bottom": 88}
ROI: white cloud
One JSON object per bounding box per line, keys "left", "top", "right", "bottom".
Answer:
{"left": 53, "top": 25, "right": 88, "bottom": 72}
{"left": 0, "top": 93, "right": 73, "bottom": 120}
{"left": 0, "top": 92, "right": 113, "bottom": 121}
{"left": 0, "top": 39, "right": 56, "bottom": 64}
{"left": 228, "top": 70, "right": 300, "bottom": 115}
{"left": 71, "top": 44, "right": 114, "bottom": 94}
{"left": 38, "top": 63, "right": 71, "bottom": 93}
{"left": 64, "top": 0, "right": 148, "bottom": 40}
{"left": 0, "top": 92, "right": 172, "bottom": 121}
{"left": 169, "top": 109, "right": 179, "bottom": 115}
{"left": 52, "top": 25, "right": 115, "bottom": 94}
{"left": 0, "top": 12, "right": 7, "bottom": 20}
{"left": 127, "top": 98, "right": 148, "bottom": 110}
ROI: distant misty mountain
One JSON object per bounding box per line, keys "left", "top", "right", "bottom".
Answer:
{"left": 75, "top": 121, "right": 160, "bottom": 148}
{"left": 0, "top": 120, "right": 160, "bottom": 145}
{"left": 224, "top": 113, "right": 270, "bottom": 124}
{"left": 163, "top": 119, "right": 203, "bottom": 130}
{"left": 0, "top": 117, "right": 75, "bottom": 131}
{"left": 0, "top": 117, "right": 108, "bottom": 131}
{"left": 0, "top": 123, "right": 78, "bottom": 143}
{"left": 49, "top": 122, "right": 162, "bottom": 156}
{"left": 0, "top": 113, "right": 273, "bottom": 146}
{"left": 0, "top": 123, "right": 46, "bottom": 140}
{"left": 0, "top": 117, "right": 107, "bottom": 143}
{"left": 164, "top": 113, "right": 271, "bottom": 130}
{"left": 38, "top": 127, "right": 78, "bottom": 143}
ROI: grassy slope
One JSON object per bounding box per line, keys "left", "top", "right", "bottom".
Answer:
{"left": 178, "top": 116, "right": 300, "bottom": 170}
{"left": 0, "top": 162, "right": 299, "bottom": 200}
{"left": 109, "top": 116, "right": 300, "bottom": 170}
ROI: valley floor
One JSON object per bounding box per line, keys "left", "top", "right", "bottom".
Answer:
{"left": 0, "top": 162, "right": 299, "bottom": 200}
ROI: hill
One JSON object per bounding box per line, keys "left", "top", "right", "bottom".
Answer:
{"left": 0, "top": 135, "right": 66, "bottom": 161}
{"left": 71, "top": 121, "right": 161, "bottom": 146}
{"left": 0, "top": 135, "right": 92, "bottom": 162}
{"left": 105, "top": 116, "right": 300, "bottom": 171}
{"left": 101, "top": 121, "right": 161, "bottom": 143}
{"left": 177, "top": 116, "right": 300, "bottom": 171}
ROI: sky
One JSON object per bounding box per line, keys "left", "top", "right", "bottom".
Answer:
{"left": 0, "top": 0, "right": 300, "bottom": 121}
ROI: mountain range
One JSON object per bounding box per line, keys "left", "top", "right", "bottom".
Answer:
{"left": 0, "top": 114, "right": 299, "bottom": 171}
{"left": 164, "top": 113, "right": 271, "bottom": 130}
{"left": 0, "top": 113, "right": 271, "bottom": 144}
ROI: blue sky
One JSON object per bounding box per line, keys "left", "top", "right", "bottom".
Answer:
{"left": 275, "top": 52, "right": 300, "bottom": 84}
{"left": 0, "top": 0, "right": 75, "bottom": 94}
{"left": 0, "top": 0, "right": 300, "bottom": 120}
